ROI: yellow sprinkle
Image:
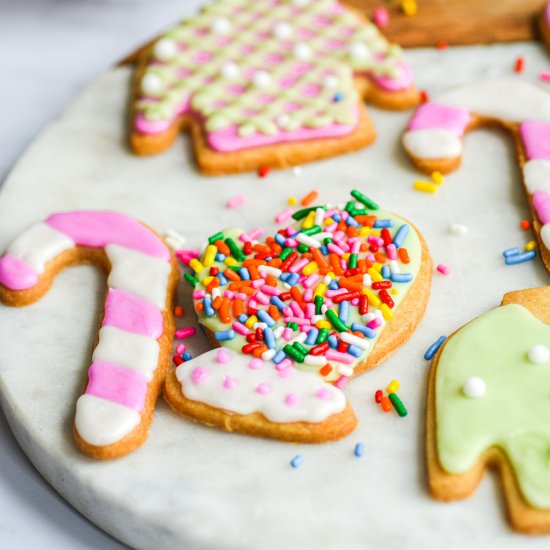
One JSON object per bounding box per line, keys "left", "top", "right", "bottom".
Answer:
{"left": 370, "top": 230, "right": 381, "bottom": 237}
{"left": 387, "top": 380, "right": 400, "bottom": 394}
{"left": 372, "top": 262, "right": 383, "bottom": 272}
{"left": 303, "top": 261, "right": 318, "bottom": 276}
{"left": 189, "top": 258, "right": 204, "bottom": 273}
{"left": 401, "top": 0, "right": 418, "bottom": 16}
{"left": 414, "top": 180, "right": 438, "bottom": 194}
{"left": 224, "top": 256, "right": 238, "bottom": 266}
{"left": 359, "top": 226, "right": 370, "bottom": 237}
{"left": 431, "top": 171, "right": 444, "bottom": 185}
{"left": 324, "top": 217, "right": 334, "bottom": 226}
{"left": 301, "top": 210, "right": 316, "bottom": 229}
{"left": 525, "top": 240, "right": 537, "bottom": 251}
{"left": 202, "top": 275, "right": 214, "bottom": 286}
{"left": 316, "top": 320, "right": 332, "bottom": 330}
{"left": 203, "top": 244, "right": 217, "bottom": 267}
{"left": 327, "top": 272, "right": 336, "bottom": 278}
{"left": 245, "top": 315, "right": 258, "bottom": 329}
{"left": 391, "top": 288, "right": 399, "bottom": 295}
{"left": 288, "top": 196, "right": 297, "bottom": 205}
{"left": 362, "top": 288, "right": 382, "bottom": 308}
{"left": 313, "top": 283, "right": 327, "bottom": 297}
{"left": 368, "top": 268, "right": 383, "bottom": 283}
{"left": 342, "top": 253, "right": 350, "bottom": 261}
{"left": 381, "top": 303, "right": 394, "bottom": 320}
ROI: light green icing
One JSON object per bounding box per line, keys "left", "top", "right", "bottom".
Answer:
{"left": 193, "top": 209, "right": 421, "bottom": 381}
{"left": 136, "top": 0, "right": 406, "bottom": 136}
{"left": 436, "top": 304, "right": 550, "bottom": 509}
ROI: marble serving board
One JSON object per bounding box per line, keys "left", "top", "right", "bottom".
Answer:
{"left": 2, "top": 41, "right": 550, "bottom": 550}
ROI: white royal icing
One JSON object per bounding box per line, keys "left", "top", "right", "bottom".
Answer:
{"left": 92, "top": 326, "right": 160, "bottom": 380}
{"left": 75, "top": 394, "right": 141, "bottom": 447}
{"left": 436, "top": 79, "right": 550, "bottom": 123}
{"left": 106, "top": 244, "right": 171, "bottom": 309}
{"left": 403, "top": 129, "right": 462, "bottom": 159}
{"left": 540, "top": 224, "right": 550, "bottom": 252}
{"left": 523, "top": 159, "right": 550, "bottom": 194}
{"left": 176, "top": 348, "right": 346, "bottom": 423}
{"left": 6, "top": 222, "right": 73, "bottom": 272}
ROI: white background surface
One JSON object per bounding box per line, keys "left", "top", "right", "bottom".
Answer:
{"left": 3, "top": 1, "right": 550, "bottom": 549}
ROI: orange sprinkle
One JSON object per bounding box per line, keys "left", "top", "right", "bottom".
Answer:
{"left": 212, "top": 296, "right": 222, "bottom": 310}
{"left": 520, "top": 219, "right": 531, "bottom": 230}
{"left": 355, "top": 215, "right": 376, "bottom": 227}
{"left": 252, "top": 344, "right": 268, "bottom": 358}
{"left": 229, "top": 281, "right": 252, "bottom": 290}
{"left": 312, "top": 248, "right": 329, "bottom": 269}
{"left": 265, "top": 274, "right": 278, "bottom": 286}
{"left": 219, "top": 298, "right": 231, "bottom": 324}
{"left": 301, "top": 189, "right": 318, "bottom": 206}
{"left": 347, "top": 226, "right": 358, "bottom": 238}
{"left": 196, "top": 302, "right": 204, "bottom": 312}
{"left": 338, "top": 279, "right": 362, "bottom": 292}
{"left": 248, "top": 265, "right": 261, "bottom": 280}
{"left": 215, "top": 239, "right": 230, "bottom": 256}
{"left": 375, "top": 252, "right": 387, "bottom": 263}
{"left": 232, "top": 298, "right": 244, "bottom": 318}
{"left": 398, "top": 248, "right": 410, "bottom": 264}
{"left": 267, "top": 258, "right": 282, "bottom": 268}
{"left": 207, "top": 278, "right": 220, "bottom": 293}
{"left": 319, "top": 364, "right": 332, "bottom": 377}
{"left": 174, "top": 305, "right": 184, "bottom": 317}
{"left": 357, "top": 259, "right": 368, "bottom": 273}
{"left": 224, "top": 268, "right": 241, "bottom": 282}
{"left": 269, "top": 305, "right": 281, "bottom": 321}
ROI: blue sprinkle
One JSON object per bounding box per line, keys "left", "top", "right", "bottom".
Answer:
{"left": 257, "top": 309, "right": 276, "bottom": 327}
{"left": 287, "top": 272, "right": 300, "bottom": 286}
{"left": 424, "top": 335, "right": 447, "bottom": 360}
{"left": 320, "top": 245, "right": 329, "bottom": 255}
{"left": 329, "top": 279, "right": 339, "bottom": 290}
{"left": 270, "top": 295, "right": 286, "bottom": 311}
{"left": 273, "top": 350, "right": 286, "bottom": 364}
{"left": 239, "top": 267, "right": 250, "bottom": 281}
{"left": 393, "top": 224, "right": 410, "bottom": 248}
{"left": 264, "top": 256, "right": 272, "bottom": 262}
{"left": 354, "top": 443, "right": 365, "bottom": 458}
{"left": 390, "top": 273, "right": 414, "bottom": 283}
{"left": 339, "top": 300, "right": 350, "bottom": 323}
{"left": 275, "top": 233, "right": 286, "bottom": 246}
{"left": 503, "top": 247, "right": 520, "bottom": 257}
{"left": 305, "top": 328, "right": 319, "bottom": 346}
{"left": 264, "top": 327, "right": 276, "bottom": 349}
{"left": 346, "top": 216, "right": 359, "bottom": 227}
{"left": 280, "top": 272, "right": 290, "bottom": 282}
{"left": 328, "top": 334, "right": 339, "bottom": 348}
{"left": 347, "top": 344, "right": 361, "bottom": 358}
{"left": 381, "top": 265, "right": 391, "bottom": 279}
{"left": 290, "top": 454, "right": 304, "bottom": 468}
{"left": 216, "top": 272, "right": 228, "bottom": 286}
{"left": 333, "top": 92, "right": 344, "bottom": 102}
{"left": 351, "top": 322, "right": 376, "bottom": 339}
{"left": 505, "top": 250, "right": 536, "bottom": 265}
{"left": 215, "top": 253, "right": 226, "bottom": 262}
{"left": 203, "top": 296, "right": 215, "bottom": 317}
{"left": 373, "top": 219, "right": 394, "bottom": 228}
{"left": 215, "top": 329, "right": 235, "bottom": 341}
{"left": 182, "top": 352, "right": 193, "bottom": 362}
{"left": 238, "top": 313, "right": 248, "bottom": 324}
{"left": 332, "top": 214, "right": 342, "bottom": 222}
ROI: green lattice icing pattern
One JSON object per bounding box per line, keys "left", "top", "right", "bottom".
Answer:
{"left": 134, "top": 0, "right": 412, "bottom": 151}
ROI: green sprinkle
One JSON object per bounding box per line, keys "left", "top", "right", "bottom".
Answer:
{"left": 316, "top": 328, "right": 329, "bottom": 344}
{"left": 351, "top": 190, "right": 379, "bottom": 210}
{"left": 314, "top": 295, "right": 324, "bottom": 315}
{"left": 344, "top": 201, "right": 356, "bottom": 213}
{"left": 326, "top": 309, "right": 350, "bottom": 332}
{"left": 292, "top": 205, "right": 327, "bottom": 220}
{"left": 297, "top": 243, "right": 309, "bottom": 253}
{"left": 225, "top": 237, "right": 245, "bottom": 262}
{"left": 287, "top": 322, "right": 299, "bottom": 331}
{"left": 284, "top": 344, "right": 305, "bottom": 363}
{"left": 323, "top": 237, "right": 333, "bottom": 246}
{"left": 349, "top": 253, "right": 358, "bottom": 269}
{"left": 183, "top": 273, "right": 198, "bottom": 286}
{"left": 208, "top": 231, "right": 224, "bottom": 244}
{"left": 302, "top": 225, "right": 322, "bottom": 236}
{"left": 227, "top": 265, "right": 241, "bottom": 272}
{"left": 388, "top": 392, "right": 408, "bottom": 417}
{"left": 293, "top": 342, "right": 308, "bottom": 356}
{"left": 279, "top": 247, "right": 294, "bottom": 260}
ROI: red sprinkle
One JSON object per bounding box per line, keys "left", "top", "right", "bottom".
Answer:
{"left": 173, "top": 355, "right": 184, "bottom": 366}
{"left": 375, "top": 389, "right": 383, "bottom": 403}
{"left": 378, "top": 289, "right": 395, "bottom": 308}
{"left": 310, "top": 342, "right": 329, "bottom": 356}
{"left": 420, "top": 90, "right": 430, "bottom": 103}
{"left": 437, "top": 40, "right": 448, "bottom": 50}
{"left": 174, "top": 305, "right": 184, "bottom": 317}
{"left": 520, "top": 219, "right": 531, "bottom": 230}
{"left": 243, "top": 342, "right": 261, "bottom": 354}
{"left": 244, "top": 241, "right": 253, "bottom": 255}
{"left": 359, "top": 294, "right": 369, "bottom": 315}
{"left": 514, "top": 56, "right": 524, "bottom": 73}
{"left": 372, "top": 281, "right": 392, "bottom": 290}
{"left": 258, "top": 165, "right": 271, "bottom": 178}
{"left": 381, "top": 228, "right": 392, "bottom": 247}
{"left": 332, "top": 291, "right": 360, "bottom": 303}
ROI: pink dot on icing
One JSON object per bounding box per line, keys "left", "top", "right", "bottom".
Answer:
{"left": 249, "top": 358, "right": 264, "bottom": 370}
{"left": 223, "top": 376, "right": 237, "bottom": 390}
{"left": 256, "top": 383, "right": 271, "bottom": 395}
{"left": 175, "top": 343, "right": 186, "bottom": 355}
{"left": 191, "top": 367, "right": 209, "bottom": 384}
{"left": 315, "top": 388, "right": 332, "bottom": 400}
{"left": 277, "top": 366, "right": 294, "bottom": 379}
{"left": 284, "top": 393, "right": 300, "bottom": 406}
{"left": 216, "top": 348, "right": 232, "bottom": 364}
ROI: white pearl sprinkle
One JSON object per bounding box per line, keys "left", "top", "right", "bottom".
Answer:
{"left": 154, "top": 38, "right": 177, "bottom": 61}
{"left": 141, "top": 73, "right": 163, "bottom": 95}
{"left": 349, "top": 41, "right": 369, "bottom": 60}
{"left": 293, "top": 43, "right": 312, "bottom": 60}
{"left": 462, "top": 377, "right": 486, "bottom": 398}
{"left": 528, "top": 344, "right": 550, "bottom": 364}
{"left": 323, "top": 75, "right": 339, "bottom": 89}
{"left": 276, "top": 113, "right": 291, "bottom": 128}
{"left": 273, "top": 21, "right": 293, "bottom": 39}
{"left": 449, "top": 223, "right": 468, "bottom": 236}
{"left": 252, "top": 71, "right": 272, "bottom": 88}
{"left": 211, "top": 16, "right": 232, "bottom": 35}
{"left": 221, "top": 61, "right": 240, "bottom": 79}
{"left": 292, "top": 166, "right": 302, "bottom": 176}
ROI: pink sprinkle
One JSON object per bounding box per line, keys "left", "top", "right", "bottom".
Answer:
{"left": 175, "top": 327, "right": 196, "bottom": 339}
{"left": 325, "top": 350, "right": 355, "bottom": 364}
{"left": 286, "top": 226, "right": 298, "bottom": 236}
{"left": 374, "top": 6, "right": 389, "bottom": 27}
{"left": 260, "top": 285, "right": 281, "bottom": 296}
{"left": 192, "top": 290, "right": 206, "bottom": 300}
{"left": 226, "top": 194, "right": 247, "bottom": 208}
{"left": 255, "top": 291, "right": 270, "bottom": 305}
{"left": 251, "top": 278, "right": 265, "bottom": 289}
{"left": 325, "top": 208, "right": 339, "bottom": 218}
{"left": 305, "top": 303, "right": 315, "bottom": 319}
{"left": 277, "top": 366, "right": 294, "bottom": 378}
{"left": 540, "top": 71, "right": 550, "bottom": 82}
{"left": 249, "top": 358, "right": 264, "bottom": 369}
{"left": 216, "top": 348, "right": 232, "bottom": 364}
{"left": 191, "top": 367, "right": 209, "bottom": 384}
{"left": 233, "top": 322, "right": 250, "bottom": 336}
{"left": 256, "top": 383, "right": 271, "bottom": 395}
{"left": 175, "top": 249, "right": 200, "bottom": 264}
{"left": 275, "top": 359, "right": 293, "bottom": 371}
{"left": 327, "top": 243, "right": 345, "bottom": 256}
{"left": 247, "top": 227, "right": 264, "bottom": 241}
{"left": 335, "top": 375, "right": 348, "bottom": 389}
{"left": 289, "top": 258, "right": 309, "bottom": 273}
{"left": 437, "top": 263, "right": 451, "bottom": 276}
{"left": 223, "top": 375, "right": 238, "bottom": 389}
{"left": 303, "top": 273, "right": 321, "bottom": 289}
{"left": 175, "top": 343, "right": 186, "bottom": 354}
{"left": 275, "top": 207, "right": 295, "bottom": 224}
{"left": 282, "top": 327, "right": 293, "bottom": 340}
{"left": 303, "top": 288, "right": 313, "bottom": 302}
{"left": 284, "top": 393, "right": 300, "bottom": 406}
{"left": 285, "top": 238, "right": 298, "bottom": 247}
{"left": 283, "top": 316, "right": 310, "bottom": 325}
{"left": 290, "top": 301, "right": 305, "bottom": 317}
{"left": 315, "top": 388, "right": 332, "bottom": 400}
{"left": 386, "top": 244, "right": 397, "bottom": 260}
{"left": 223, "top": 290, "right": 234, "bottom": 299}
{"left": 368, "top": 236, "right": 384, "bottom": 247}
{"left": 367, "top": 318, "right": 382, "bottom": 330}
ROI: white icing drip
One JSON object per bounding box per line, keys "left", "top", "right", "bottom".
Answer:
{"left": 435, "top": 79, "right": 550, "bottom": 123}
{"left": 523, "top": 159, "right": 550, "bottom": 194}
{"left": 92, "top": 326, "right": 160, "bottom": 381}
{"left": 75, "top": 394, "right": 140, "bottom": 446}
{"left": 106, "top": 244, "right": 171, "bottom": 309}
{"left": 403, "top": 129, "right": 462, "bottom": 159}
{"left": 6, "top": 222, "right": 73, "bottom": 272}
{"left": 540, "top": 224, "right": 550, "bottom": 251}
{"left": 176, "top": 348, "right": 346, "bottom": 423}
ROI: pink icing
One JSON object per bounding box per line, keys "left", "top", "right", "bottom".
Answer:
{"left": 85, "top": 361, "right": 147, "bottom": 412}
{"left": 533, "top": 191, "right": 550, "bottom": 224}
{"left": 367, "top": 61, "right": 412, "bottom": 92}
{"left": 103, "top": 288, "right": 163, "bottom": 339}
{"left": 191, "top": 367, "right": 210, "bottom": 384}
{"left": 520, "top": 120, "right": 550, "bottom": 160}
{"left": 407, "top": 102, "right": 471, "bottom": 136}
{"left": 0, "top": 254, "right": 38, "bottom": 290}
{"left": 46, "top": 211, "right": 170, "bottom": 261}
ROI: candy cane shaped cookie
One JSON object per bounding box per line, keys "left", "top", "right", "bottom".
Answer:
{"left": 402, "top": 78, "right": 550, "bottom": 272}
{"left": 131, "top": 0, "right": 419, "bottom": 175}
{"left": 164, "top": 191, "right": 432, "bottom": 443}
{"left": 0, "top": 211, "right": 179, "bottom": 459}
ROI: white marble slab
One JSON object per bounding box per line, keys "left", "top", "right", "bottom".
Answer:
{"left": 2, "top": 38, "right": 550, "bottom": 549}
